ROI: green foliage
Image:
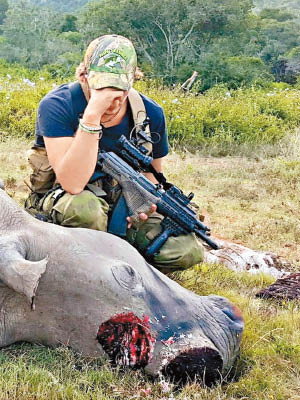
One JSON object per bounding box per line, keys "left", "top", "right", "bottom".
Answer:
{"left": 0, "top": 0, "right": 8, "bottom": 25}
{"left": 1, "top": 0, "right": 300, "bottom": 88}
{"left": 0, "top": 1, "right": 81, "bottom": 69}
{"left": 0, "top": 66, "right": 56, "bottom": 137}
{"left": 224, "top": 56, "right": 272, "bottom": 88}
{"left": 0, "top": 86, "right": 46, "bottom": 138}
{"left": 13, "top": 0, "right": 89, "bottom": 12}
{"left": 135, "top": 80, "right": 300, "bottom": 148}
{"left": 197, "top": 54, "right": 273, "bottom": 90}
{"left": 45, "top": 50, "right": 82, "bottom": 78}
{"left": 259, "top": 8, "right": 296, "bottom": 21}
{"left": 78, "top": 0, "right": 256, "bottom": 84}
{"left": 2, "top": 71, "right": 300, "bottom": 151}
{"left": 0, "top": 59, "right": 39, "bottom": 79}
{"left": 60, "top": 14, "right": 78, "bottom": 33}
{"left": 255, "top": 0, "right": 300, "bottom": 13}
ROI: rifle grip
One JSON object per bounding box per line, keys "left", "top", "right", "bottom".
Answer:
{"left": 108, "top": 195, "right": 128, "bottom": 237}
{"left": 145, "top": 227, "right": 173, "bottom": 258}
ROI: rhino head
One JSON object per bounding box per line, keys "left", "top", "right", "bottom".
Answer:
{"left": 0, "top": 188, "right": 244, "bottom": 385}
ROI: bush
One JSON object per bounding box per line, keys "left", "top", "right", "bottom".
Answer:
{"left": 0, "top": 84, "right": 51, "bottom": 138}
{"left": 136, "top": 81, "right": 300, "bottom": 148}
{"left": 0, "top": 65, "right": 58, "bottom": 138}
{"left": 2, "top": 70, "right": 300, "bottom": 152}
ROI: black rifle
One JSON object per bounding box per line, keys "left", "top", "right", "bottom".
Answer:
{"left": 96, "top": 131, "right": 218, "bottom": 258}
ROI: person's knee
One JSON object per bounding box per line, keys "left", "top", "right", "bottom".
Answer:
{"left": 52, "top": 190, "right": 109, "bottom": 230}
{"left": 127, "top": 214, "right": 204, "bottom": 270}
{"left": 153, "top": 233, "right": 204, "bottom": 270}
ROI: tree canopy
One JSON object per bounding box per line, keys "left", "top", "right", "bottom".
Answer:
{"left": 0, "top": 0, "right": 8, "bottom": 25}
{"left": 1, "top": 0, "right": 300, "bottom": 89}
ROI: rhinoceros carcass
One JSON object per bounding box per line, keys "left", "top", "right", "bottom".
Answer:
{"left": 0, "top": 188, "right": 244, "bottom": 385}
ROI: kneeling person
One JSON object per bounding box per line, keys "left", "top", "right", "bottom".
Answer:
{"left": 25, "top": 34, "right": 203, "bottom": 270}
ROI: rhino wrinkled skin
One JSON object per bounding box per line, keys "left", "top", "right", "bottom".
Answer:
{"left": 0, "top": 188, "right": 244, "bottom": 385}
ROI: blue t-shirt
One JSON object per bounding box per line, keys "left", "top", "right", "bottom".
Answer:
{"left": 35, "top": 83, "right": 169, "bottom": 160}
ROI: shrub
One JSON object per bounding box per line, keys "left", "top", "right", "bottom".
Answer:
{"left": 136, "top": 81, "right": 300, "bottom": 148}
{"left": 0, "top": 67, "right": 57, "bottom": 138}
{"left": 2, "top": 71, "right": 300, "bottom": 152}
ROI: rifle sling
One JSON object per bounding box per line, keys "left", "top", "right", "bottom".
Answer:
{"left": 147, "top": 164, "right": 173, "bottom": 190}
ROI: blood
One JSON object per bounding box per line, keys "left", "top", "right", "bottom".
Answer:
{"left": 97, "top": 312, "right": 155, "bottom": 368}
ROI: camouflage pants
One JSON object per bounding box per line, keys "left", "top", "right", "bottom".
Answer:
{"left": 25, "top": 188, "right": 204, "bottom": 270}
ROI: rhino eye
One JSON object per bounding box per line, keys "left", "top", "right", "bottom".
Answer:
{"left": 111, "top": 264, "right": 144, "bottom": 291}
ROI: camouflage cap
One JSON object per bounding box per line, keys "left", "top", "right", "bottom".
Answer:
{"left": 84, "top": 34, "right": 137, "bottom": 91}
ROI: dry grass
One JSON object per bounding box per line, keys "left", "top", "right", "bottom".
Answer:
{"left": 0, "top": 137, "right": 299, "bottom": 399}
{"left": 164, "top": 148, "right": 300, "bottom": 267}
{"left": 0, "top": 137, "right": 32, "bottom": 203}
{"left": 1, "top": 136, "right": 300, "bottom": 266}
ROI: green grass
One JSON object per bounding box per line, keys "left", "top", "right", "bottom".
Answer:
{"left": 0, "top": 265, "right": 298, "bottom": 399}
{"left": 0, "top": 138, "right": 300, "bottom": 399}
{"left": 1, "top": 66, "right": 300, "bottom": 399}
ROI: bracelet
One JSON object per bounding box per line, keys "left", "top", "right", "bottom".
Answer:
{"left": 79, "top": 119, "right": 103, "bottom": 135}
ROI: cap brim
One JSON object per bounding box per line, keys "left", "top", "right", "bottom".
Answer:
{"left": 87, "top": 71, "right": 132, "bottom": 91}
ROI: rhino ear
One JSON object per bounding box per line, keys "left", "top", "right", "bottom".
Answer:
{"left": 2, "top": 257, "right": 48, "bottom": 303}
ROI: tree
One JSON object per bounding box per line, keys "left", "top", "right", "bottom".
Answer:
{"left": 61, "top": 14, "right": 78, "bottom": 33}
{"left": 78, "top": 0, "right": 255, "bottom": 82}
{"left": 256, "top": 10, "right": 300, "bottom": 81}
{"left": 259, "top": 8, "right": 295, "bottom": 22}
{"left": 20, "top": 0, "right": 89, "bottom": 13}
{"left": 0, "top": 0, "right": 81, "bottom": 68}
{"left": 0, "top": 0, "right": 8, "bottom": 25}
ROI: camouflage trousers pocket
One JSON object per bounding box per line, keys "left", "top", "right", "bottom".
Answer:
{"left": 126, "top": 212, "right": 163, "bottom": 250}
{"left": 41, "top": 189, "right": 109, "bottom": 231}
{"left": 24, "top": 192, "right": 44, "bottom": 217}
{"left": 26, "top": 146, "right": 55, "bottom": 194}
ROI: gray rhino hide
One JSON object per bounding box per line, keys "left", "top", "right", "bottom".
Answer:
{"left": 0, "top": 189, "right": 244, "bottom": 385}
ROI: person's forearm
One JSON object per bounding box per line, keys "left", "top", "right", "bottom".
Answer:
{"left": 55, "top": 110, "right": 101, "bottom": 194}
{"left": 56, "top": 134, "right": 99, "bottom": 194}
{"left": 142, "top": 158, "right": 163, "bottom": 184}
{"left": 143, "top": 172, "right": 158, "bottom": 184}
{"left": 53, "top": 88, "right": 128, "bottom": 194}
